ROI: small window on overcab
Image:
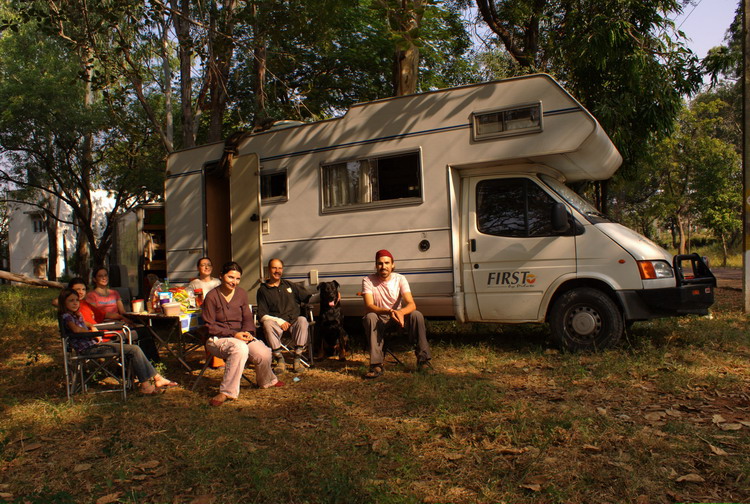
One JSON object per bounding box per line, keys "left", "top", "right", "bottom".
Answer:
{"left": 476, "top": 178, "right": 558, "bottom": 237}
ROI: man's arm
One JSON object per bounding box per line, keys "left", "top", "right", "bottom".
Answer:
{"left": 292, "top": 281, "right": 313, "bottom": 305}
{"left": 391, "top": 291, "right": 417, "bottom": 327}
{"left": 255, "top": 285, "right": 270, "bottom": 321}
{"left": 363, "top": 293, "right": 392, "bottom": 315}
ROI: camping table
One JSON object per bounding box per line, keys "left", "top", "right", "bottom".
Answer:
{"left": 125, "top": 311, "right": 203, "bottom": 371}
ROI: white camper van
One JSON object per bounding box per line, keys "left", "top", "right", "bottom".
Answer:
{"left": 164, "top": 73, "right": 715, "bottom": 350}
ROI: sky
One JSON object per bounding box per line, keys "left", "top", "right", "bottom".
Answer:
{"left": 673, "top": 0, "right": 738, "bottom": 59}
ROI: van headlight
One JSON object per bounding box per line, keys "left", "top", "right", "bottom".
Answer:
{"left": 637, "top": 260, "right": 674, "bottom": 279}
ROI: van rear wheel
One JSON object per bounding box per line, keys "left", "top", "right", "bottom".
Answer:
{"left": 549, "top": 288, "right": 623, "bottom": 351}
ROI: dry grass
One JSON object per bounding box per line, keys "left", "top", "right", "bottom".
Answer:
{"left": 0, "top": 285, "right": 749, "bottom": 504}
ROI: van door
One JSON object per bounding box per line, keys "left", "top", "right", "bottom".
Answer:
{"left": 229, "top": 153, "right": 263, "bottom": 299}
{"left": 463, "top": 175, "right": 576, "bottom": 321}
{"left": 165, "top": 171, "right": 204, "bottom": 283}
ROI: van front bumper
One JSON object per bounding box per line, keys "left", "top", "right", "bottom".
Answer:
{"left": 618, "top": 253, "right": 717, "bottom": 321}
{"left": 617, "top": 284, "right": 715, "bottom": 321}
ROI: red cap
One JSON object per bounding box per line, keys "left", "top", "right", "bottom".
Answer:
{"left": 375, "top": 249, "right": 394, "bottom": 262}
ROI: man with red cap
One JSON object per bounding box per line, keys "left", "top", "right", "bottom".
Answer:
{"left": 361, "top": 249, "right": 432, "bottom": 378}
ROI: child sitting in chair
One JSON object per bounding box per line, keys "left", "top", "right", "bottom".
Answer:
{"left": 58, "top": 288, "right": 178, "bottom": 395}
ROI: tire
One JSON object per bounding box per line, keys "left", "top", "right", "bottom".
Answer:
{"left": 549, "top": 287, "right": 623, "bottom": 352}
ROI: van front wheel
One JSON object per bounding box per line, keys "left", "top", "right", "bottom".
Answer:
{"left": 549, "top": 288, "right": 623, "bottom": 351}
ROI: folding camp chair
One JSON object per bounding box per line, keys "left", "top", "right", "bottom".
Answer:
{"left": 60, "top": 321, "right": 133, "bottom": 402}
{"left": 253, "top": 303, "right": 315, "bottom": 369}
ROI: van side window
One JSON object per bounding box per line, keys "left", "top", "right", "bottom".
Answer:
{"left": 261, "top": 170, "right": 288, "bottom": 203}
{"left": 322, "top": 152, "right": 421, "bottom": 211}
{"left": 476, "top": 178, "right": 557, "bottom": 237}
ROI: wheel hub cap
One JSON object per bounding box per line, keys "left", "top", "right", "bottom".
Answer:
{"left": 569, "top": 307, "right": 599, "bottom": 336}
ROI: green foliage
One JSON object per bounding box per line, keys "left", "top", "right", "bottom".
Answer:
{"left": 614, "top": 96, "right": 742, "bottom": 261}
{"left": 473, "top": 0, "right": 703, "bottom": 169}
{"left": 227, "top": 0, "right": 475, "bottom": 126}
{"left": 552, "top": 0, "right": 702, "bottom": 165}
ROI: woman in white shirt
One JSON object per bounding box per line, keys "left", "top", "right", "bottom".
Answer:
{"left": 189, "top": 257, "right": 221, "bottom": 294}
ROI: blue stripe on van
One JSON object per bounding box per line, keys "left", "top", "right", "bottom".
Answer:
{"left": 544, "top": 106, "right": 580, "bottom": 116}
{"left": 259, "top": 124, "right": 470, "bottom": 162}
{"left": 284, "top": 269, "right": 453, "bottom": 281}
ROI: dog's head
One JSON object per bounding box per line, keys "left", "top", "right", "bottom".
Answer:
{"left": 317, "top": 280, "right": 340, "bottom": 307}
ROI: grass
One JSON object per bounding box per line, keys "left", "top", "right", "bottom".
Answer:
{"left": 0, "top": 285, "right": 749, "bottom": 503}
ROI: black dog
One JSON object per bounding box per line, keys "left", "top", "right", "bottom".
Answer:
{"left": 316, "top": 280, "right": 349, "bottom": 360}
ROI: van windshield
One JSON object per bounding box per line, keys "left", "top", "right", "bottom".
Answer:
{"left": 539, "top": 175, "right": 610, "bottom": 223}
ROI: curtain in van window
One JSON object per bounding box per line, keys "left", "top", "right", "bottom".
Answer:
{"left": 324, "top": 160, "right": 374, "bottom": 207}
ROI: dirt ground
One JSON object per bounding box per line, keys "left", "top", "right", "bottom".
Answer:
{"left": 712, "top": 267, "right": 742, "bottom": 290}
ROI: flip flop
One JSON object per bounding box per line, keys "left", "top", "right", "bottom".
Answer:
{"left": 363, "top": 364, "right": 384, "bottom": 379}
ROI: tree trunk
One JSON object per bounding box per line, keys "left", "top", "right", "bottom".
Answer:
{"left": 78, "top": 45, "right": 95, "bottom": 282}
{"left": 207, "top": 0, "right": 238, "bottom": 142}
{"left": 252, "top": 2, "right": 267, "bottom": 129}
{"left": 76, "top": 226, "right": 90, "bottom": 282}
{"left": 676, "top": 214, "right": 687, "bottom": 255}
{"left": 45, "top": 198, "right": 60, "bottom": 281}
{"left": 599, "top": 179, "right": 609, "bottom": 216}
{"left": 160, "top": 11, "right": 174, "bottom": 150}
{"left": 394, "top": 45, "right": 419, "bottom": 96}
{"left": 475, "top": 0, "right": 544, "bottom": 68}
{"left": 721, "top": 233, "right": 728, "bottom": 267}
{"left": 171, "top": 0, "right": 196, "bottom": 148}
{"left": 381, "top": 0, "right": 424, "bottom": 97}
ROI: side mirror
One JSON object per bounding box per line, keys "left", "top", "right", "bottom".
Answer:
{"left": 551, "top": 203, "right": 570, "bottom": 234}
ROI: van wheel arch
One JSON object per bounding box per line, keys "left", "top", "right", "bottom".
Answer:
{"left": 547, "top": 281, "right": 624, "bottom": 352}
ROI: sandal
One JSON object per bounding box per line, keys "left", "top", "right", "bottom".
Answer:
{"left": 364, "top": 364, "right": 384, "bottom": 379}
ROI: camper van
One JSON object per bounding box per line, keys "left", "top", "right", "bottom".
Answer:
{"left": 164, "top": 73, "right": 715, "bottom": 350}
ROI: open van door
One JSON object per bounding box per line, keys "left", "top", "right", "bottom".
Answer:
{"left": 462, "top": 174, "right": 576, "bottom": 322}
{"left": 165, "top": 169, "right": 203, "bottom": 283}
{"left": 229, "top": 153, "right": 263, "bottom": 299}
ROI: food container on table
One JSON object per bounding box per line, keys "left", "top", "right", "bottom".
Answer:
{"left": 162, "top": 302, "right": 181, "bottom": 317}
{"left": 131, "top": 299, "right": 144, "bottom": 313}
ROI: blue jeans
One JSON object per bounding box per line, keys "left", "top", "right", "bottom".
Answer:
{"left": 83, "top": 342, "right": 157, "bottom": 383}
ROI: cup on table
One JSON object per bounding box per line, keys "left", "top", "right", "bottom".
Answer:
{"left": 131, "top": 299, "right": 144, "bottom": 313}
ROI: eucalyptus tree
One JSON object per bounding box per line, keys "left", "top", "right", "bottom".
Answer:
{"left": 0, "top": 21, "right": 163, "bottom": 279}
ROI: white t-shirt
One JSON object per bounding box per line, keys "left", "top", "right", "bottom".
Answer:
{"left": 189, "top": 277, "right": 221, "bottom": 294}
{"left": 362, "top": 272, "right": 411, "bottom": 310}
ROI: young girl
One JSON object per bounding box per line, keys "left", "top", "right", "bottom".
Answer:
{"left": 59, "top": 288, "right": 178, "bottom": 395}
